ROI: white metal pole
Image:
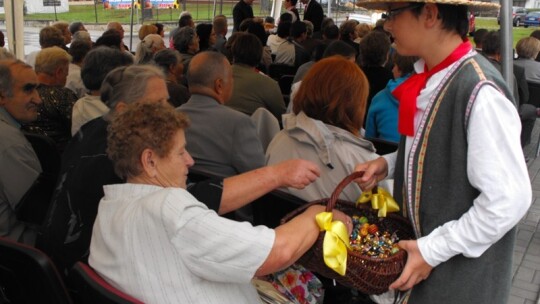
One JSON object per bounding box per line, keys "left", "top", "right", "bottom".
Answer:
{"left": 271, "top": 0, "right": 283, "bottom": 19}
{"left": 4, "top": 0, "right": 25, "bottom": 61}
{"left": 500, "top": 1, "right": 513, "bottom": 93}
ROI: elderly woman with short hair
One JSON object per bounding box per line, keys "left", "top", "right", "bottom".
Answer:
{"left": 266, "top": 56, "right": 386, "bottom": 202}
{"left": 514, "top": 36, "right": 540, "bottom": 83}
{"left": 89, "top": 101, "right": 351, "bottom": 304}
{"left": 134, "top": 34, "right": 166, "bottom": 64}
{"left": 172, "top": 26, "right": 199, "bottom": 79}
{"left": 153, "top": 48, "right": 190, "bottom": 107}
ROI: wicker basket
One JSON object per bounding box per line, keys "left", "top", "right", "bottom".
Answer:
{"left": 281, "top": 172, "right": 415, "bottom": 295}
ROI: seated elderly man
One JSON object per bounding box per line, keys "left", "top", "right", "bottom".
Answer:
{"left": 226, "top": 32, "right": 285, "bottom": 120}
{"left": 0, "top": 60, "right": 42, "bottom": 245}
{"left": 179, "top": 52, "right": 265, "bottom": 176}
{"left": 22, "top": 46, "right": 78, "bottom": 153}
{"left": 38, "top": 64, "right": 320, "bottom": 277}
{"left": 89, "top": 101, "right": 351, "bottom": 303}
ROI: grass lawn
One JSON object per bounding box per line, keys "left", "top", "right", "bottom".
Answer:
{"left": 475, "top": 17, "right": 538, "bottom": 47}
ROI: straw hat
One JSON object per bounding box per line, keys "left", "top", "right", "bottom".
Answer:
{"left": 356, "top": 0, "right": 499, "bottom": 11}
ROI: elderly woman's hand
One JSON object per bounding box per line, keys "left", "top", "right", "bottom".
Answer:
{"left": 271, "top": 159, "right": 321, "bottom": 189}
{"left": 331, "top": 209, "right": 353, "bottom": 234}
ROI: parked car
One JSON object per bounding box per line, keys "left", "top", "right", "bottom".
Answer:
{"left": 524, "top": 11, "right": 540, "bottom": 28}
{"left": 497, "top": 6, "right": 528, "bottom": 27}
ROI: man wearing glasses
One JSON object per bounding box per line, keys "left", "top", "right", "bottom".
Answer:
{"left": 355, "top": 1, "right": 531, "bottom": 303}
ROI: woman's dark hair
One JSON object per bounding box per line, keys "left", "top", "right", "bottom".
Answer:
{"left": 277, "top": 21, "right": 292, "bottom": 38}
{"left": 196, "top": 23, "right": 214, "bottom": 51}
{"left": 482, "top": 30, "right": 500, "bottom": 56}
{"left": 323, "top": 40, "right": 356, "bottom": 59}
{"left": 154, "top": 23, "right": 165, "bottom": 36}
{"left": 239, "top": 18, "right": 255, "bottom": 32}
{"left": 279, "top": 12, "right": 293, "bottom": 24}
{"left": 153, "top": 48, "right": 181, "bottom": 75}
{"left": 231, "top": 32, "right": 262, "bottom": 67}
{"left": 247, "top": 22, "right": 268, "bottom": 45}
{"left": 95, "top": 29, "right": 122, "bottom": 49}
{"left": 392, "top": 53, "right": 417, "bottom": 76}
{"left": 359, "top": 31, "right": 390, "bottom": 66}
{"left": 81, "top": 46, "right": 133, "bottom": 91}
{"left": 178, "top": 14, "right": 193, "bottom": 28}
{"left": 69, "top": 40, "right": 92, "bottom": 64}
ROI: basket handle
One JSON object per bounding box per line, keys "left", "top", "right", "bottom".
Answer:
{"left": 326, "top": 171, "right": 368, "bottom": 212}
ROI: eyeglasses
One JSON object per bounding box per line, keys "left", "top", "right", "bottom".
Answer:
{"left": 382, "top": 3, "right": 424, "bottom": 21}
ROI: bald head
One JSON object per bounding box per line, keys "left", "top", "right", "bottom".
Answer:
{"left": 187, "top": 51, "right": 232, "bottom": 103}
{"left": 107, "top": 22, "right": 125, "bottom": 38}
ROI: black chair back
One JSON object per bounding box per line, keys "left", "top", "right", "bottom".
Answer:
{"left": 278, "top": 75, "right": 295, "bottom": 96}
{"left": 251, "top": 190, "right": 307, "bottom": 228}
{"left": 366, "top": 137, "right": 399, "bottom": 155}
{"left": 0, "top": 236, "right": 72, "bottom": 304}
{"left": 16, "top": 133, "right": 61, "bottom": 225}
{"left": 268, "top": 63, "right": 297, "bottom": 81}
{"left": 67, "top": 262, "right": 143, "bottom": 304}
{"left": 527, "top": 81, "right": 540, "bottom": 107}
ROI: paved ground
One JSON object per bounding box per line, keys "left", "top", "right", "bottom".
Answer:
{"left": 509, "top": 120, "right": 540, "bottom": 304}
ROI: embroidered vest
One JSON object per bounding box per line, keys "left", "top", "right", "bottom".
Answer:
{"left": 394, "top": 53, "right": 516, "bottom": 304}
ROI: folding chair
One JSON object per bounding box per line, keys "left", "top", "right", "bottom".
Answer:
{"left": 67, "top": 262, "right": 143, "bottom": 304}
{"left": 0, "top": 236, "right": 72, "bottom": 304}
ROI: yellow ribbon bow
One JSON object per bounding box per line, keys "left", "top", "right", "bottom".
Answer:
{"left": 315, "top": 212, "right": 350, "bottom": 276}
{"left": 356, "top": 187, "right": 400, "bottom": 217}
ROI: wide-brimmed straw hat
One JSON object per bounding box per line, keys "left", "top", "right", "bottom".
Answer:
{"left": 356, "top": 0, "right": 499, "bottom": 11}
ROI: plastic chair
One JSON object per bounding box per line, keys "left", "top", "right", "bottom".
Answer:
{"left": 251, "top": 107, "right": 281, "bottom": 152}
{"left": 67, "top": 262, "right": 143, "bottom": 304}
{"left": 16, "top": 133, "right": 61, "bottom": 225}
{"left": 0, "top": 236, "right": 72, "bottom": 304}
{"left": 268, "top": 63, "right": 297, "bottom": 81}
{"left": 251, "top": 190, "right": 307, "bottom": 228}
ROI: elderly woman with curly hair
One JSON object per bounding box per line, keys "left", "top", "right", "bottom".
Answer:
{"left": 266, "top": 56, "right": 387, "bottom": 202}
{"left": 89, "top": 102, "right": 352, "bottom": 304}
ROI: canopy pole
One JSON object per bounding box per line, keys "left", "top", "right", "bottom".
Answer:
{"left": 500, "top": 1, "right": 513, "bottom": 94}
{"left": 4, "top": 0, "right": 25, "bottom": 60}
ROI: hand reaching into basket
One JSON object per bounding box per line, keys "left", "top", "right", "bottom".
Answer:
{"left": 389, "top": 240, "right": 433, "bottom": 291}
{"left": 271, "top": 159, "right": 321, "bottom": 189}
{"left": 354, "top": 157, "right": 389, "bottom": 191}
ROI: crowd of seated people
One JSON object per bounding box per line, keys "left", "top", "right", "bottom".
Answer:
{"left": 1, "top": 12, "right": 538, "bottom": 303}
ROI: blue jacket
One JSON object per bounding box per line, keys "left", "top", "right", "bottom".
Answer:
{"left": 365, "top": 74, "right": 410, "bottom": 143}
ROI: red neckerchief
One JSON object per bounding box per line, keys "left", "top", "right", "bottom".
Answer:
{"left": 392, "top": 40, "right": 472, "bottom": 136}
